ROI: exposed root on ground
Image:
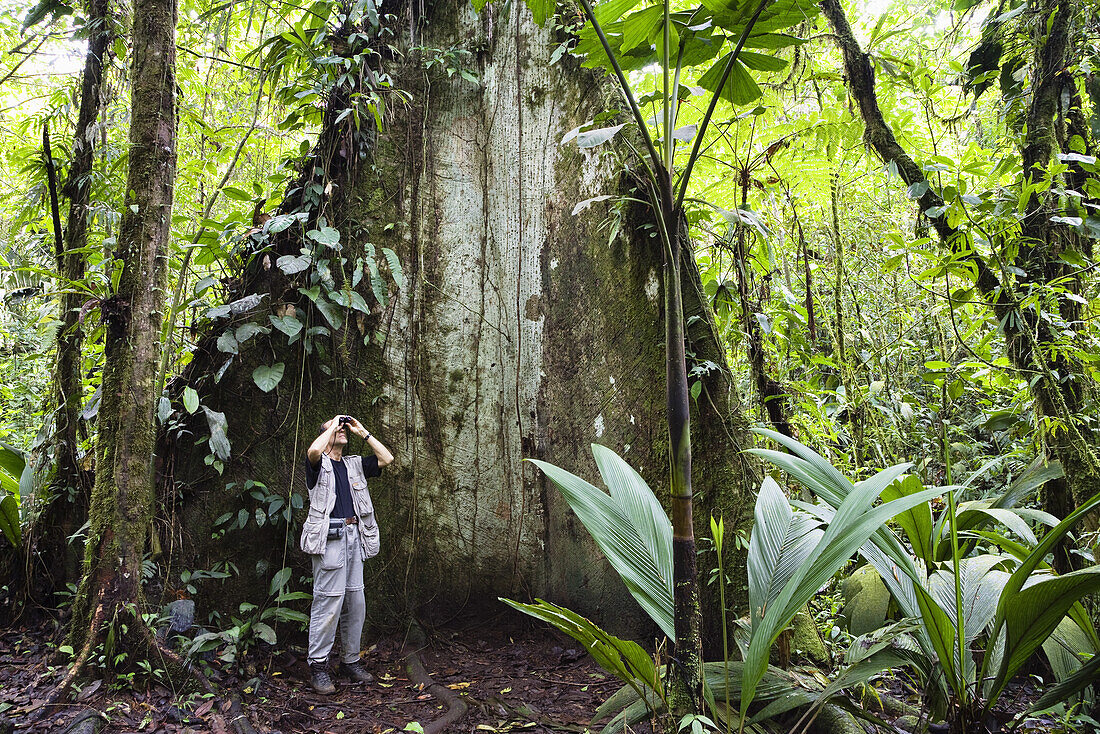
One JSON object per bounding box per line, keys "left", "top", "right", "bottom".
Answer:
{"left": 226, "top": 693, "right": 259, "bottom": 734}
{"left": 402, "top": 622, "right": 468, "bottom": 734}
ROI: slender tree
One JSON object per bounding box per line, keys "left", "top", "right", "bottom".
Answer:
{"left": 67, "top": 0, "right": 177, "bottom": 664}
{"left": 28, "top": 0, "right": 114, "bottom": 598}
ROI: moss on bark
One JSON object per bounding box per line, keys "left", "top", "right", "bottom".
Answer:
{"left": 69, "top": 0, "right": 177, "bottom": 656}
{"left": 163, "top": 0, "right": 756, "bottom": 645}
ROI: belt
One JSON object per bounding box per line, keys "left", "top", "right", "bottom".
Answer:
{"left": 329, "top": 516, "right": 358, "bottom": 525}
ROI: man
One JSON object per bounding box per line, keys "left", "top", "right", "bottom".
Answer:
{"left": 301, "top": 414, "right": 394, "bottom": 694}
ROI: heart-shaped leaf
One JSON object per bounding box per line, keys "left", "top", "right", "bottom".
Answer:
{"left": 252, "top": 363, "right": 285, "bottom": 393}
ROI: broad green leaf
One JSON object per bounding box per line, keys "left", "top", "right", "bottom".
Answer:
{"left": 993, "top": 457, "right": 1064, "bottom": 510}
{"left": 1042, "top": 616, "right": 1096, "bottom": 694}
{"left": 994, "top": 568, "right": 1100, "bottom": 699}
{"left": 381, "top": 247, "right": 404, "bottom": 289}
{"left": 275, "top": 591, "right": 312, "bottom": 603}
{"left": 367, "top": 250, "right": 387, "bottom": 306}
{"left": 0, "top": 494, "right": 20, "bottom": 547}
{"left": 928, "top": 555, "right": 1009, "bottom": 642}
{"left": 276, "top": 254, "right": 312, "bottom": 275}
{"left": 252, "top": 363, "right": 285, "bottom": 392}
{"left": 880, "top": 474, "right": 933, "bottom": 565}
{"left": 217, "top": 330, "right": 239, "bottom": 354}
{"left": 183, "top": 386, "right": 200, "bottom": 414}
{"left": 269, "top": 314, "right": 304, "bottom": 338}
{"left": 593, "top": 0, "right": 641, "bottom": 24}
{"left": 1030, "top": 650, "right": 1100, "bottom": 712}
{"left": 738, "top": 50, "right": 788, "bottom": 72}
{"left": 313, "top": 294, "right": 344, "bottom": 330}
{"left": 698, "top": 55, "right": 761, "bottom": 106}
{"left": 740, "top": 473, "right": 939, "bottom": 719}
{"left": 269, "top": 566, "right": 292, "bottom": 595}
{"left": 0, "top": 441, "right": 26, "bottom": 481}
{"left": 263, "top": 214, "right": 300, "bottom": 234}
{"left": 235, "top": 322, "right": 269, "bottom": 344}
{"left": 747, "top": 476, "right": 822, "bottom": 628}
{"left": 222, "top": 185, "right": 253, "bottom": 201}
{"left": 576, "top": 124, "right": 627, "bottom": 148}
{"left": 618, "top": 5, "right": 661, "bottom": 55}
{"left": 742, "top": 32, "right": 807, "bottom": 49}
{"left": 253, "top": 622, "right": 277, "bottom": 645}
{"left": 523, "top": 0, "right": 554, "bottom": 24}
{"left": 501, "top": 597, "right": 661, "bottom": 696}
{"left": 22, "top": 0, "right": 73, "bottom": 30}
{"left": 307, "top": 226, "right": 341, "bottom": 248}
{"left": 989, "top": 488, "right": 1100, "bottom": 698}
{"left": 591, "top": 445, "right": 672, "bottom": 599}
{"left": 529, "top": 449, "right": 674, "bottom": 640}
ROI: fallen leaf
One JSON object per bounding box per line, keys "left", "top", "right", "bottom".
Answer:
{"left": 446, "top": 682, "right": 472, "bottom": 690}
{"left": 75, "top": 679, "right": 102, "bottom": 701}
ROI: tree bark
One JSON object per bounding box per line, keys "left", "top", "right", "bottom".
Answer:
{"left": 165, "top": 0, "right": 756, "bottom": 643}
{"left": 820, "top": 0, "right": 1099, "bottom": 551}
{"left": 28, "top": 0, "right": 112, "bottom": 601}
{"left": 69, "top": 0, "right": 176, "bottom": 652}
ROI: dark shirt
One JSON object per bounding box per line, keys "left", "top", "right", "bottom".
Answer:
{"left": 306, "top": 454, "right": 382, "bottom": 519}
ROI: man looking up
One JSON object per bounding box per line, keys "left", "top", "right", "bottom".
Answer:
{"left": 301, "top": 414, "right": 394, "bottom": 695}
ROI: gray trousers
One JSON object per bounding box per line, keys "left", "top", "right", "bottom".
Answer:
{"left": 308, "top": 522, "right": 365, "bottom": 665}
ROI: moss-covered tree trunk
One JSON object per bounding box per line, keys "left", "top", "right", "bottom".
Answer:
{"left": 69, "top": 0, "right": 176, "bottom": 652}
{"left": 28, "top": 0, "right": 112, "bottom": 601}
{"left": 168, "top": 0, "right": 754, "bottom": 642}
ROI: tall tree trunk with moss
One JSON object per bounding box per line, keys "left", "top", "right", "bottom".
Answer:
{"left": 821, "top": 0, "right": 1099, "bottom": 560}
{"left": 28, "top": 0, "right": 113, "bottom": 601}
{"left": 68, "top": 0, "right": 176, "bottom": 654}
{"left": 163, "top": 0, "right": 756, "bottom": 656}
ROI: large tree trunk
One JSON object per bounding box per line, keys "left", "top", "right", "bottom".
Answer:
{"left": 27, "top": 0, "right": 111, "bottom": 602}
{"left": 69, "top": 0, "right": 176, "bottom": 652}
{"left": 166, "top": 0, "right": 755, "bottom": 642}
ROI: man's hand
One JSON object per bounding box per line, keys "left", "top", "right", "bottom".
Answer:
{"left": 345, "top": 416, "right": 370, "bottom": 439}
{"left": 345, "top": 417, "right": 394, "bottom": 468}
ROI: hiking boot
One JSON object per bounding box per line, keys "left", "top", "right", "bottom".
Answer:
{"left": 309, "top": 663, "right": 336, "bottom": 695}
{"left": 339, "top": 661, "right": 374, "bottom": 684}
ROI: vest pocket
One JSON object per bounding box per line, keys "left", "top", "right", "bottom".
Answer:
{"left": 319, "top": 533, "right": 346, "bottom": 571}
{"left": 362, "top": 519, "right": 380, "bottom": 559}
{"left": 300, "top": 516, "right": 326, "bottom": 556}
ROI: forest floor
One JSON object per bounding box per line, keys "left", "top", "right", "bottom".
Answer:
{"left": 0, "top": 617, "right": 1082, "bottom": 734}
{"left": 0, "top": 617, "right": 630, "bottom": 734}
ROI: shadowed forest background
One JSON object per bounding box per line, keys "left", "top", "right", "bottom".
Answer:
{"left": 1, "top": 0, "right": 1099, "bottom": 732}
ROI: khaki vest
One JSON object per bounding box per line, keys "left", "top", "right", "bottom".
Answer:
{"left": 299, "top": 454, "right": 380, "bottom": 559}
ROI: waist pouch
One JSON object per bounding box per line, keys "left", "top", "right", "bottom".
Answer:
{"left": 327, "top": 520, "right": 344, "bottom": 541}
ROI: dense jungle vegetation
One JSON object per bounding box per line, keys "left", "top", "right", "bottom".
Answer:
{"left": 0, "top": 0, "right": 1099, "bottom": 732}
